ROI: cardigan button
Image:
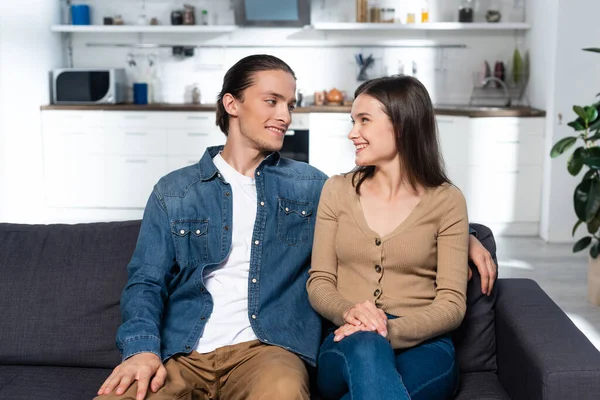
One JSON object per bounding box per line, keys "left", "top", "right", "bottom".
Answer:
{"left": 375, "top": 238, "right": 381, "bottom": 246}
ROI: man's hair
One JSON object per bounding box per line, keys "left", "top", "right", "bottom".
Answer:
{"left": 351, "top": 75, "right": 451, "bottom": 194}
{"left": 216, "top": 54, "right": 296, "bottom": 136}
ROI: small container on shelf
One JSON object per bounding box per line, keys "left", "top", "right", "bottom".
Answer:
{"left": 421, "top": 0, "right": 430, "bottom": 23}
{"left": 381, "top": 8, "right": 395, "bottom": 23}
{"left": 458, "top": 0, "right": 475, "bottom": 23}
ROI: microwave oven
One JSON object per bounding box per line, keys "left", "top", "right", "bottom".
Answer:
{"left": 51, "top": 68, "right": 127, "bottom": 104}
{"left": 233, "top": 0, "right": 310, "bottom": 27}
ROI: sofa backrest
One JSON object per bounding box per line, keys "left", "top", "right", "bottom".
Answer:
{"left": 0, "top": 221, "right": 140, "bottom": 369}
{"left": 452, "top": 223, "right": 499, "bottom": 373}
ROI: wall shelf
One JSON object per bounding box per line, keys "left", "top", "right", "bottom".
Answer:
{"left": 50, "top": 25, "right": 237, "bottom": 33}
{"left": 312, "top": 22, "right": 531, "bottom": 31}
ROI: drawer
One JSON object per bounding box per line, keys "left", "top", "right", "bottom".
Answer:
{"left": 168, "top": 128, "right": 224, "bottom": 156}
{"left": 170, "top": 112, "right": 217, "bottom": 129}
{"left": 42, "top": 110, "right": 103, "bottom": 129}
{"left": 467, "top": 132, "right": 544, "bottom": 169}
{"left": 463, "top": 166, "right": 542, "bottom": 223}
{"left": 43, "top": 127, "right": 105, "bottom": 155}
{"left": 105, "top": 156, "right": 168, "bottom": 208}
{"left": 470, "top": 117, "right": 545, "bottom": 137}
{"left": 168, "top": 156, "right": 202, "bottom": 173}
{"left": 104, "top": 112, "right": 169, "bottom": 128}
{"left": 105, "top": 128, "right": 168, "bottom": 156}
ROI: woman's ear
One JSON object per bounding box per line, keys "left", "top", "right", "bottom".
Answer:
{"left": 222, "top": 93, "right": 238, "bottom": 117}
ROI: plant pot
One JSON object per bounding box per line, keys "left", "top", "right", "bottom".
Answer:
{"left": 589, "top": 256, "right": 600, "bottom": 306}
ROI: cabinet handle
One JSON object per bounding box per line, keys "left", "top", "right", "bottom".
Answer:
{"left": 125, "top": 159, "right": 149, "bottom": 164}
{"left": 187, "top": 132, "right": 209, "bottom": 136}
{"left": 497, "top": 140, "right": 520, "bottom": 144}
{"left": 124, "top": 116, "right": 147, "bottom": 120}
{"left": 187, "top": 116, "right": 209, "bottom": 120}
{"left": 125, "top": 132, "right": 147, "bottom": 136}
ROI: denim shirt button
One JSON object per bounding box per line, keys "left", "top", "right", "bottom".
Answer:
{"left": 251, "top": 278, "right": 257, "bottom": 283}
{"left": 180, "top": 229, "right": 185, "bottom": 235}
{"left": 256, "top": 171, "right": 261, "bottom": 176}
{"left": 254, "top": 240, "right": 260, "bottom": 245}
{"left": 260, "top": 201, "right": 265, "bottom": 206}
{"left": 201, "top": 316, "right": 206, "bottom": 320}
{"left": 252, "top": 314, "right": 257, "bottom": 319}
{"left": 185, "top": 345, "right": 191, "bottom": 350}
{"left": 225, "top": 192, "right": 230, "bottom": 197}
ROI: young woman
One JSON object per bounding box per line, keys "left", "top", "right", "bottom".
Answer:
{"left": 307, "top": 75, "right": 469, "bottom": 400}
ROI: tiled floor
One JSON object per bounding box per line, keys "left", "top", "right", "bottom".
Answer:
{"left": 496, "top": 236, "right": 600, "bottom": 350}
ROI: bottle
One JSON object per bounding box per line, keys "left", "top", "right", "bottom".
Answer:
{"left": 421, "top": 0, "right": 429, "bottom": 23}
{"left": 200, "top": 9, "right": 209, "bottom": 25}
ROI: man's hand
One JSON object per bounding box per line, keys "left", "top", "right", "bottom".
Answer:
{"left": 97, "top": 352, "right": 166, "bottom": 400}
{"left": 343, "top": 300, "right": 387, "bottom": 336}
{"left": 468, "top": 234, "right": 497, "bottom": 296}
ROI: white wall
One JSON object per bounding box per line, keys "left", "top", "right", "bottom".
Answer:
{"left": 535, "top": 0, "right": 600, "bottom": 242}
{"left": 0, "top": 0, "right": 63, "bottom": 223}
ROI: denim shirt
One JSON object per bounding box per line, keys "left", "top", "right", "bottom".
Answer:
{"left": 116, "top": 146, "right": 328, "bottom": 366}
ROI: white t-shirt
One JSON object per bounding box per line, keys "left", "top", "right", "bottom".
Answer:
{"left": 195, "top": 153, "right": 259, "bottom": 353}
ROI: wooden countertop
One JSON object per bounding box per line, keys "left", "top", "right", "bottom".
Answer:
{"left": 40, "top": 103, "right": 546, "bottom": 118}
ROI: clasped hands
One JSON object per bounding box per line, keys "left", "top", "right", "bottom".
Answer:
{"left": 334, "top": 300, "right": 388, "bottom": 342}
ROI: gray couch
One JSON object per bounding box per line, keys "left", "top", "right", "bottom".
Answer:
{"left": 0, "top": 221, "right": 599, "bottom": 400}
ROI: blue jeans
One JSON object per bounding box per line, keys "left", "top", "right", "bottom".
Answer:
{"left": 317, "top": 330, "right": 458, "bottom": 400}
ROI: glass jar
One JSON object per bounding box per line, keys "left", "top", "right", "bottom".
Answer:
{"left": 421, "top": 0, "right": 429, "bottom": 23}
{"left": 381, "top": 8, "right": 395, "bottom": 23}
{"left": 458, "top": 0, "right": 475, "bottom": 23}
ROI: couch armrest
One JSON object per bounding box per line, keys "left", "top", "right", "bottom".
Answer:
{"left": 495, "top": 279, "right": 600, "bottom": 400}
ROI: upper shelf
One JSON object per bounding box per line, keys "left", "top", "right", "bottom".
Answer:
{"left": 50, "top": 25, "right": 237, "bottom": 33}
{"left": 51, "top": 22, "right": 530, "bottom": 34}
{"left": 312, "top": 22, "right": 531, "bottom": 31}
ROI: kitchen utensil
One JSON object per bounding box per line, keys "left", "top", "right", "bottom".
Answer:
{"left": 326, "top": 89, "right": 344, "bottom": 105}
{"left": 183, "top": 4, "right": 196, "bottom": 25}
{"left": 171, "top": 10, "right": 183, "bottom": 25}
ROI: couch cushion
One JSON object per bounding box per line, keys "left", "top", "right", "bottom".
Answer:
{"left": 0, "top": 221, "right": 141, "bottom": 368}
{"left": 0, "top": 365, "right": 111, "bottom": 400}
{"left": 452, "top": 223, "right": 498, "bottom": 373}
{"left": 454, "top": 372, "right": 510, "bottom": 400}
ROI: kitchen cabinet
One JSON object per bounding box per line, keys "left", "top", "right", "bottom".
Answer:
{"left": 436, "top": 115, "right": 545, "bottom": 235}
{"left": 41, "top": 110, "right": 546, "bottom": 235}
{"left": 42, "top": 110, "right": 223, "bottom": 212}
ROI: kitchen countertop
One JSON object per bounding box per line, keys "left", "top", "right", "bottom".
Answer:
{"left": 40, "top": 103, "right": 547, "bottom": 118}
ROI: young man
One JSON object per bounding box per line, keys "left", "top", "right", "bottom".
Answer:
{"left": 97, "top": 54, "right": 327, "bottom": 400}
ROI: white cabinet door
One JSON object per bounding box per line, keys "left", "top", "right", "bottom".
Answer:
{"left": 309, "top": 113, "right": 356, "bottom": 177}
{"left": 42, "top": 125, "right": 106, "bottom": 208}
{"left": 466, "top": 166, "right": 542, "bottom": 223}
{"left": 105, "top": 156, "right": 168, "bottom": 208}
{"left": 105, "top": 127, "right": 168, "bottom": 156}
{"left": 168, "top": 128, "right": 225, "bottom": 157}
{"left": 168, "top": 156, "right": 202, "bottom": 172}
{"left": 436, "top": 115, "right": 470, "bottom": 192}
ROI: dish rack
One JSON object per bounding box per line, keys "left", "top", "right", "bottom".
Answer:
{"left": 468, "top": 71, "right": 529, "bottom": 107}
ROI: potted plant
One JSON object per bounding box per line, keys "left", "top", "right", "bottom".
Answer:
{"left": 550, "top": 47, "right": 600, "bottom": 305}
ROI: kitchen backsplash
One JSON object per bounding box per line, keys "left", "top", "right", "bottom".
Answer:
{"left": 68, "top": 0, "right": 528, "bottom": 105}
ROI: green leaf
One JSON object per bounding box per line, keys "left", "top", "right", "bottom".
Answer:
{"left": 591, "top": 241, "right": 600, "bottom": 259}
{"left": 587, "top": 107, "right": 599, "bottom": 124}
{"left": 586, "top": 180, "right": 600, "bottom": 221}
{"left": 573, "top": 236, "right": 592, "bottom": 252}
{"left": 583, "top": 48, "right": 600, "bottom": 53}
{"left": 575, "top": 180, "right": 593, "bottom": 220}
{"left": 589, "top": 211, "right": 600, "bottom": 234}
{"left": 568, "top": 119, "right": 586, "bottom": 131}
{"left": 568, "top": 147, "right": 585, "bottom": 175}
{"left": 574, "top": 105, "right": 588, "bottom": 122}
{"left": 550, "top": 136, "right": 577, "bottom": 157}
{"left": 590, "top": 117, "right": 600, "bottom": 132}
{"left": 573, "top": 220, "right": 583, "bottom": 236}
{"left": 584, "top": 169, "right": 598, "bottom": 181}
{"left": 583, "top": 148, "right": 600, "bottom": 169}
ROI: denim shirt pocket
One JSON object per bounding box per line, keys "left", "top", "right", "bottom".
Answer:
{"left": 277, "top": 198, "right": 313, "bottom": 246}
{"left": 170, "top": 219, "right": 209, "bottom": 264}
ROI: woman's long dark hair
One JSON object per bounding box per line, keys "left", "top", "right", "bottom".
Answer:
{"left": 351, "top": 75, "right": 450, "bottom": 194}
{"left": 216, "top": 54, "right": 296, "bottom": 136}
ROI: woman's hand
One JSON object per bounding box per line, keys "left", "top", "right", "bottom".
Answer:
{"left": 468, "top": 234, "right": 497, "bottom": 296}
{"left": 342, "top": 300, "right": 387, "bottom": 336}
{"left": 333, "top": 323, "right": 376, "bottom": 342}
